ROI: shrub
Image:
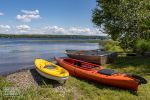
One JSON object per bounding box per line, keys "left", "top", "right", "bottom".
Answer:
{"left": 99, "top": 40, "right": 124, "bottom": 52}
{"left": 135, "top": 39, "right": 150, "bottom": 54}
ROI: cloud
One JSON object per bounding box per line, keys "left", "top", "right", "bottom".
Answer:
{"left": 21, "top": 10, "right": 39, "bottom": 15}
{"left": 16, "top": 10, "right": 41, "bottom": 22}
{"left": 68, "top": 27, "right": 91, "bottom": 35}
{"left": 43, "top": 26, "right": 106, "bottom": 36}
{"left": 0, "top": 25, "right": 11, "bottom": 33}
{"left": 0, "top": 24, "right": 106, "bottom": 36}
{"left": 44, "top": 26, "right": 66, "bottom": 34}
{"left": 0, "top": 25, "right": 10, "bottom": 29}
{"left": 0, "top": 12, "right": 4, "bottom": 16}
{"left": 68, "top": 27, "right": 106, "bottom": 35}
{"left": 16, "top": 25, "right": 30, "bottom": 33}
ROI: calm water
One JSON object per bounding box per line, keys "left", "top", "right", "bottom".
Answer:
{"left": 0, "top": 38, "right": 100, "bottom": 73}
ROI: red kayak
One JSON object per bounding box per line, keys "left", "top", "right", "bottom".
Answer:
{"left": 55, "top": 57, "right": 147, "bottom": 91}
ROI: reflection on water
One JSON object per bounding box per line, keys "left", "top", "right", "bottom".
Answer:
{"left": 0, "top": 38, "right": 99, "bottom": 73}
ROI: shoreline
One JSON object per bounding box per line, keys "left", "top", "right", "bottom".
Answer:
{"left": 0, "top": 60, "right": 60, "bottom": 89}
{"left": 0, "top": 60, "right": 57, "bottom": 77}
{"left": 2, "top": 66, "right": 62, "bottom": 90}
{"left": 0, "top": 65, "right": 35, "bottom": 77}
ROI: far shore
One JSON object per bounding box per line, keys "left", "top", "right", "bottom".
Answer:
{"left": 0, "top": 34, "right": 108, "bottom": 40}
{"left": 0, "top": 34, "right": 110, "bottom": 43}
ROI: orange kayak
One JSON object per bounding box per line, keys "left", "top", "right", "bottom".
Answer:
{"left": 54, "top": 57, "right": 147, "bottom": 91}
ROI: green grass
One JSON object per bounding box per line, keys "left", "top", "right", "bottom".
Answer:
{"left": 0, "top": 56, "right": 150, "bottom": 100}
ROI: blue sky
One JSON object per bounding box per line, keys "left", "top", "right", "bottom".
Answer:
{"left": 0, "top": 0, "right": 104, "bottom": 35}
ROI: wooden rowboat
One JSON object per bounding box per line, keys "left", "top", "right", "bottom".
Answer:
{"left": 55, "top": 57, "right": 147, "bottom": 91}
{"left": 65, "top": 49, "right": 117, "bottom": 64}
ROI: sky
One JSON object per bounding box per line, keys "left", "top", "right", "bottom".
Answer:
{"left": 0, "top": 0, "right": 104, "bottom": 36}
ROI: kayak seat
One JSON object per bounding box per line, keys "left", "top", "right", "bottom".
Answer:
{"left": 45, "top": 65, "right": 55, "bottom": 69}
{"left": 74, "top": 62, "right": 81, "bottom": 67}
{"left": 74, "top": 62, "right": 97, "bottom": 69}
{"left": 98, "top": 69, "right": 117, "bottom": 76}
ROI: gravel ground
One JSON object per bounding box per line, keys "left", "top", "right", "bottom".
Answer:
{"left": 5, "top": 69, "right": 42, "bottom": 89}
{"left": 5, "top": 68, "right": 62, "bottom": 90}
{"left": 3, "top": 61, "right": 62, "bottom": 90}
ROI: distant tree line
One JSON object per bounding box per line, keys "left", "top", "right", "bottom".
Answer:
{"left": 0, "top": 34, "right": 109, "bottom": 40}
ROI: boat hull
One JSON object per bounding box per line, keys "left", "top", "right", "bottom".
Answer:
{"left": 36, "top": 68, "right": 68, "bottom": 84}
{"left": 55, "top": 57, "right": 139, "bottom": 91}
{"left": 67, "top": 54, "right": 107, "bottom": 65}
{"left": 66, "top": 50, "right": 117, "bottom": 64}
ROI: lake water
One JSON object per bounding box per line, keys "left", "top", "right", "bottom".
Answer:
{"left": 0, "top": 38, "right": 100, "bottom": 74}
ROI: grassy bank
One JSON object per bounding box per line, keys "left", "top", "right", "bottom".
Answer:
{"left": 0, "top": 56, "right": 150, "bottom": 100}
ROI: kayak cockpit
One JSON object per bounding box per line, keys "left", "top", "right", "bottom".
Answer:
{"left": 64, "top": 58, "right": 101, "bottom": 70}
{"left": 44, "top": 65, "right": 55, "bottom": 69}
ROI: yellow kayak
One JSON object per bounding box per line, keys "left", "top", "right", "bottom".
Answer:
{"left": 34, "top": 58, "right": 69, "bottom": 84}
